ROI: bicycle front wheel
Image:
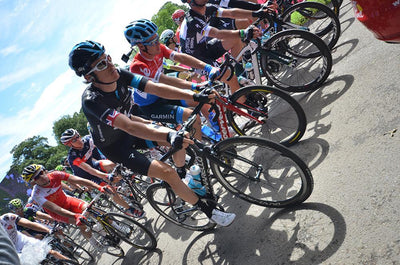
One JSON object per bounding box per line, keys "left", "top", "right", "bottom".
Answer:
{"left": 210, "top": 137, "right": 313, "bottom": 207}
{"left": 58, "top": 235, "right": 94, "bottom": 264}
{"left": 282, "top": 1, "right": 341, "bottom": 50}
{"left": 260, "top": 29, "right": 332, "bottom": 92}
{"left": 146, "top": 182, "right": 216, "bottom": 231}
{"left": 227, "top": 86, "right": 306, "bottom": 146}
{"left": 104, "top": 213, "right": 157, "bottom": 250}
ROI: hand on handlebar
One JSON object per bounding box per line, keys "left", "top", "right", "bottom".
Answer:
{"left": 204, "top": 64, "right": 221, "bottom": 81}
{"left": 98, "top": 185, "right": 113, "bottom": 194}
{"left": 240, "top": 25, "right": 262, "bottom": 43}
{"left": 74, "top": 214, "right": 86, "bottom": 226}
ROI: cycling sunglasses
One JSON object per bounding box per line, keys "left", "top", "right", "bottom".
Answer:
{"left": 142, "top": 35, "right": 160, "bottom": 46}
{"left": 87, "top": 54, "right": 112, "bottom": 75}
{"left": 32, "top": 170, "right": 45, "bottom": 182}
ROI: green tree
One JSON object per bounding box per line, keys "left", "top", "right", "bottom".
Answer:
{"left": 52, "top": 109, "right": 89, "bottom": 143}
{"left": 152, "top": 2, "right": 188, "bottom": 35}
{"left": 8, "top": 136, "right": 52, "bottom": 175}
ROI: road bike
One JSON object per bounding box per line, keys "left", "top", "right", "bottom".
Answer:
{"left": 207, "top": 78, "right": 307, "bottom": 146}
{"left": 40, "top": 223, "right": 93, "bottom": 265}
{"left": 145, "top": 88, "right": 314, "bottom": 231}
{"left": 79, "top": 193, "right": 157, "bottom": 256}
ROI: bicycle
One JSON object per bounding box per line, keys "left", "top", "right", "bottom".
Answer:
{"left": 107, "top": 164, "right": 154, "bottom": 210}
{"left": 80, "top": 192, "right": 157, "bottom": 256}
{"left": 207, "top": 74, "right": 307, "bottom": 146}
{"left": 236, "top": 15, "right": 333, "bottom": 92}
{"left": 145, "top": 88, "right": 314, "bottom": 231}
{"left": 40, "top": 223, "right": 94, "bottom": 265}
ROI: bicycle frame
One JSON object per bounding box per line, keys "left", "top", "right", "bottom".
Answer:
{"left": 213, "top": 93, "right": 266, "bottom": 140}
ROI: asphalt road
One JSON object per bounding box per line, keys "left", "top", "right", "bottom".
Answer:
{"left": 97, "top": 2, "right": 400, "bottom": 264}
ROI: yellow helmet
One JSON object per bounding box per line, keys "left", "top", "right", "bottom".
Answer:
{"left": 21, "top": 164, "right": 44, "bottom": 183}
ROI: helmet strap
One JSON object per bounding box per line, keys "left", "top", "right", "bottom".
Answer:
{"left": 91, "top": 73, "right": 118, "bottom": 85}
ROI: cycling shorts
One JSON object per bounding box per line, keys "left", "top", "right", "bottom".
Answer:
{"left": 44, "top": 196, "right": 86, "bottom": 223}
{"left": 200, "top": 39, "right": 227, "bottom": 65}
{"left": 140, "top": 98, "right": 188, "bottom": 124}
{"left": 100, "top": 136, "right": 158, "bottom": 176}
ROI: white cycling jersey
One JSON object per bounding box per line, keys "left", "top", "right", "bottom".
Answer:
{"left": 0, "top": 213, "right": 38, "bottom": 253}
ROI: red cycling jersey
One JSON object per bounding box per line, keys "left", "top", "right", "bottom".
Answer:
{"left": 130, "top": 44, "right": 174, "bottom": 82}
{"left": 30, "top": 171, "right": 85, "bottom": 223}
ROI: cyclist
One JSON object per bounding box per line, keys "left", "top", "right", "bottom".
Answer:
{"left": 68, "top": 40, "right": 236, "bottom": 226}
{"left": 179, "top": 0, "right": 275, "bottom": 65}
{"left": 0, "top": 212, "right": 69, "bottom": 261}
{"left": 124, "top": 19, "right": 237, "bottom": 139}
{"left": 172, "top": 9, "right": 186, "bottom": 45}
{"left": 21, "top": 164, "right": 142, "bottom": 250}
{"left": 161, "top": 29, "right": 192, "bottom": 77}
{"left": 60, "top": 128, "right": 115, "bottom": 184}
{"left": 7, "top": 198, "right": 53, "bottom": 239}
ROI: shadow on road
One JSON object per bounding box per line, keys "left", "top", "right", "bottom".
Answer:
{"left": 180, "top": 202, "right": 346, "bottom": 265}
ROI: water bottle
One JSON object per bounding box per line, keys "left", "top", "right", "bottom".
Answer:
{"left": 245, "top": 62, "right": 255, "bottom": 81}
{"left": 201, "top": 125, "right": 221, "bottom": 142}
{"left": 261, "top": 31, "right": 271, "bottom": 45}
{"left": 188, "top": 165, "right": 206, "bottom": 196}
{"left": 208, "top": 111, "right": 220, "bottom": 132}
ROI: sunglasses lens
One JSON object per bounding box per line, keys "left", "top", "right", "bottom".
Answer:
{"left": 97, "top": 60, "right": 108, "bottom": 71}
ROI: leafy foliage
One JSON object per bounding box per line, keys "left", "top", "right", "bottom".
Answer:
{"left": 152, "top": 2, "right": 188, "bottom": 36}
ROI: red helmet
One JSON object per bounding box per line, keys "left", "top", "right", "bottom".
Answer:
{"left": 172, "top": 9, "right": 185, "bottom": 22}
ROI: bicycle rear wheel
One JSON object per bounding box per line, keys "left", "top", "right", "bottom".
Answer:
{"left": 282, "top": 1, "right": 341, "bottom": 50}
{"left": 57, "top": 235, "right": 94, "bottom": 264}
{"left": 260, "top": 29, "right": 332, "bottom": 92}
{"left": 104, "top": 212, "right": 157, "bottom": 250}
{"left": 210, "top": 137, "right": 313, "bottom": 207}
{"left": 146, "top": 182, "right": 217, "bottom": 231}
{"left": 227, "top": 86, "right": 306, "bottom": 146}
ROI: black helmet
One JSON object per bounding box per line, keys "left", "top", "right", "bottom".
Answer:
{"left": 69, "top": 40, "right": 105, "bottom": 76}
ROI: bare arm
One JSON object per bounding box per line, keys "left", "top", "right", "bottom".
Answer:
{"left": 16, "top": 217, "right": 51, "bottom": 234}
{"left": 77, "top": 162, "right": 108, "bottom": 181}
{"left": 144, "top": 79, "right": 195, "bottom": 101}
{"left": 158, "top": 74, "right": 193, "bottom": 90}
{"left": 172, "top": 52, "right": 207, "bottom": 70}
{"left": 66, "top": 174, "right": 102, "bottom": 190}
{"left": 35, "top": 211, "right": 54, "bottom": 222}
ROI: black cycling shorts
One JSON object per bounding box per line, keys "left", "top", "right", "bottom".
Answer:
{"left": 100, "top": 136, "right": 158, "bottom": 176}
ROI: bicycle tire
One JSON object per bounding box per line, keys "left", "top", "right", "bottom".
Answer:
{"left": 209, "top": 136, "right": 313, "bottom": 207}
{"left": 227, "top": 86, "right": 306, "bottom": 146}
{"left": 281, "top": 1, "right": 341, "bottom": 50}
{"left": 104, "top": 212, "right": 157, "bottom": 250}
{"left": 130, "top": 174, "right": 156, "bottom": 199}
{"left": 91, "top": 227, "right": 125, "bottom": 257}
{"left": 289, "top": 0, "right": 341, "bottom": 16}
{"left": 40, "top": 257, "right": 79, "bottom": 265}
{"left": 260, "top": 29, "right": 332, "bottom": 92}
{"left": 56, "top": 235, "right": 94, "bottom": 264}
{"left": 146, "top": 182, "right": 217, "bottom": 231}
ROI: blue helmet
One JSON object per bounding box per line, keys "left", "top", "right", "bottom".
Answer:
{"left": 68, "top": 40, "right": 105, "bottom": 76}
{"left": 124, "top": 19, "right": 158, "bottom": 46}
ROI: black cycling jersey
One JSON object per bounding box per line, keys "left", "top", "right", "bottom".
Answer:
{"left": 180, "top": 5, "right": 227, "bottom": 64}
{"left": 82, "top": 69, "right": 147, "bottom": 149}
{"left": 67, "top": 135, "right": 105, "bottom": 184}
{"left": 81, "top": 69, "right": 157, "bottom": 175}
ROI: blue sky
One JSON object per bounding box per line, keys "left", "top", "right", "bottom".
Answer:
{"left": 0, "top": 0, "right": 180, "bottom": 182}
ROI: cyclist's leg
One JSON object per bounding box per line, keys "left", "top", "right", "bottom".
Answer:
{"left": 205, "top": 39, "right": 241, "bottom": 95}
{"left": 107, "top": 137, "right": 235, "bottom": 225}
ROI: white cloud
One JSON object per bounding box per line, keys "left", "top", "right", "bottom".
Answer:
{"left": 0, "top": 45, "right": 22, "bottom": 56}
{"left": 0, "top": 0, "right": 183, "bottom": 179}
